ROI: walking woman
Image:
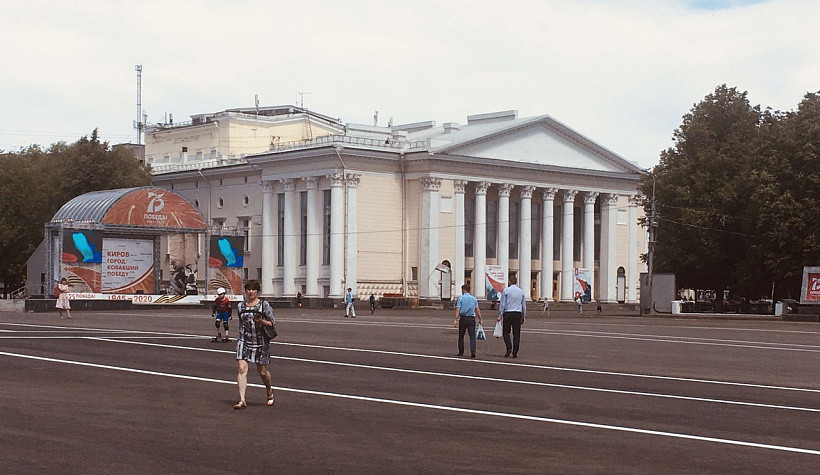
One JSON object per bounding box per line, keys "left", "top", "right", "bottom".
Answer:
{"left": 234, "top": 280, "right": 275, "bottom": 409}
{"left": 55, "top": 278, "right": 72, "bottom": 319}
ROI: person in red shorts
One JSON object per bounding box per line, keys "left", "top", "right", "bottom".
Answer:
{"left": 212, "top": 287, "right": 233, "bottom": 342}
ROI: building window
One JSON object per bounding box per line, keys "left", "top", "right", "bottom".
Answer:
{"left": 195, "top": 181, "right": 199, "bottom": 188}
{"left": 323, "top": 189, "right": 331, "bottom": 265}
{"left": 440, "top": 196, "right": 453, "bottom": 213}
{"left": 219, "top": 178, "right": 223, "bottom": 186}
{"left": 194, "top": 199, "right": 199, "bottom": 208}
{"left": 300, "top": 191, "right": 307, "bottom": 266}
{"left": 170, "top": 183, "right": 174, "bottom": 190}
{"left": 510, "top": 201, "right": 519, "bottom": 260}
{"left": 617, "top": 209, "right": 627, "bottom": 225}
{"left": 257, "top": 268, "right": 262, "bottom": 281}
{"left": 486, "top": 199, "right": 497, "bottom": 259}
{"left": 212, "top": 219, "right": 224, "bottom": 230}
{"left": 531, "top": 201, "right": 540, "bottom": 259}
{"left": 244, "top": 176, "right": 249, "bottom": 183}
{"left": 464, "top": 197, "right": 474, "bottom": 257}
{"left": 243, "top": 268, "right": 249, "bottom": 281}
{"left": 239, "top": 218, "right": 250, "bottom": 253}
{"left": 411, "top": 267, "right": 418, "bottom": 281}
{"left": 217, "top": 197, "right": 224, "bottom": 208}
{"left": 277, "top": 193, "right": 284, "bottom": 267}
{"left": 243, "top": 195, "right": 250, "bottom": 206}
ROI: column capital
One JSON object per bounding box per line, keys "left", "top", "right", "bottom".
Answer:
{"left": 583, "top": 191, "right": 599, "bottom": 205}
{"left": 345, "top": 173, "right": 361, "bottom": 188}
{"left": 453, "top": 179, "right": 468, "bottom": 194}
{"left": 327, "top": 172, "right": 345, "bottom": 187}
{"left": 602, "top": 193, "right": 619, "bottom": 206}
{"left": 519, "top": 185, "right": 536, "bottom": 199}
{"left": 498, "top": 183, "right": 514, "bottom": 197}
{"left": 541, "top": 187, "right": 558, "bottom": 200}
{"left": 303, "top": 176, "right": 319, "bottom": 190}
{"left": 420, "top": 176, "right": 442, "bottom": 191}
{"left": 281, "top": 178, "right": 296, "bottom": 192}
{"left": 629, "top": 194, "right": 643, "bottom": 206}
{"left": 261, "top": 180, "right": 275, "bottom": 193}
{"left": 474, "top": 181, "right": 491, "bottom": 195}
{"left": 562, "top": 189, "right": 578, "bottom": 203}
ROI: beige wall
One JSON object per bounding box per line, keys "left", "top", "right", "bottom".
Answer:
{"left": 356, "top": 174, "right": 404, "bottom": 283}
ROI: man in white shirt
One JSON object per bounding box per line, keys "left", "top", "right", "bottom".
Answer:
{"left": 497, "top": 275, "right": 526, "bottom": 358}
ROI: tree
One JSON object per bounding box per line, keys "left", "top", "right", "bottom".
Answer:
{"left": 0, "top": 131, "right": 152, "bottom": 294}
{"left": 643, "top": 86, "right": 820, "bottom": 299}
{"left": 643, "top": 85, "right": 764, "bottom": 295}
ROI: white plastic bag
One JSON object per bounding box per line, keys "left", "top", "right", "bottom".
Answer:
{"left": 476, "top": 324, "right": 486, "bottom": 341}
{"left": 493, "top": 320, "right": 502, "bottom": 338}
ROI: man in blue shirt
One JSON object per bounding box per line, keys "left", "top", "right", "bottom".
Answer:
{"left": 498, "top": 275, "right": 526, "bottom": 358}
{"left": 345, "top": 288, "right": 356, "bottom": 318}
{"left": 454, "top": 284, "right": 483, "bottom": 358}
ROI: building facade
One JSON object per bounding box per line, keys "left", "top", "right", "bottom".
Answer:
{"left": 151, "top": 109, "right": 647, "bottom": 302}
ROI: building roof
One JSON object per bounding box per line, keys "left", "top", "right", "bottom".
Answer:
{"left": 52, "top": 188, "right": 143, "bottom": 223}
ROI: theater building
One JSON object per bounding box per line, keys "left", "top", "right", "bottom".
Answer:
{"left": 151, "top": 109, "right": 647, "bottom": 303}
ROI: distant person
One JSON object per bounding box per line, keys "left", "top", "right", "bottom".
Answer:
{"left": 498, "top": 275, "right": 526, "bottom": 358}
{"left": 576, "top": 296, "right": 583, "bottom": 314}
{"left": 369, "top": 293, "right": 376, "bottom": 315}
{"left": 211, "top": 287, "right": 232, "bottom": 342}
{"left": 345, "top": 288, "right": 356, "bottom": 318}
{"left": 296, "top": 291, "right": 303, "bottom": 308}
{"left": 454, "top": 284, "right": 482, "bottom": 358}
{"left": 596, "top": 302, "right": 603, "bottom": 315}
{"left": 55, "top": 278, "right": 71, "bottom": 319}
{"left": 542, "top": 298, "right": 550, "bottom": 317}
{"left": 234, "top": 280, "right": 275, "bottom": 409}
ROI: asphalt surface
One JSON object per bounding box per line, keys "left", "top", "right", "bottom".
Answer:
{"left": 0, "top": 306, "right": 818, "bottom": 473}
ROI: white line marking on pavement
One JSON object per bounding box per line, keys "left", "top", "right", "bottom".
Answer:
{"left": 87, "top": 337, "right": 820, "bottom": 413}
{"left": 0, "top": 350, "right": 818, "bottom": 456}
{"left": 3, "top": 322, "right": 816, "bottom": 394}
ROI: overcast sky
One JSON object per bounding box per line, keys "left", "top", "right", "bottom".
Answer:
{"left": 1, "top": 0, "right": 817, "bottom": 168}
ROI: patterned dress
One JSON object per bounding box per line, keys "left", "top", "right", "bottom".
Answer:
{"left": 56, "top": 284, "right": 71, "bottom": 310}
{"left": 235, "top": 300, "right": 275, "bottom": 364}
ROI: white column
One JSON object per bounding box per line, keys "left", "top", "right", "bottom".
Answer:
{"left": 282, "top": 178, "right": 297, "bottom": 296}
{"left": 473, "top": 181, "right": 489, "bottom": 299}
{"left": 345, "top": 174, "right": 360, "bottom": 296}
{"left": 419, "top": 176, "right": 441, "bottom": 299}
{"left": 561, "top": 189, "right": 578, "bottom": 301}
{"left": 497, "top": 183, "right": 513, "bottom": 278}
{"left": 304, "top": 176, "right": 321, "bottom": 297}
{"left": 519, "top": 185, "right": 534, "bottom": 301}
{"left": 628, "top": 195, "right": 640, "bottom": 303}
{"left": 328, "top": 172, "right": 345, "bottom": 298}
{"left": 583, "top": 191, "right": 598, "bottom": 300}
{"left": 261, "top": 180, "right": 275, "bottom": 296}
{"left": 540, "top": 188, "right": 557, "bottom": 301}
{"left": 454, "top": 179, "right": 467, "bottom": 295}
{"left": 599, "top": 193, "right": 618, "bottom": 302}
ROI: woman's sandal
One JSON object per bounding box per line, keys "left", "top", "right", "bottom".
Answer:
{"left": 233, "top": 401, "right": 247, "bottom": 410}
{"left": 267, "top": 388, "right": 275, "bottom": 406}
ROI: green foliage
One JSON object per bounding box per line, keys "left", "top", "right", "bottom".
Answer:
{"left": 0, "top": 131, "right": 152, "bottom": 291}
{"left": 642, "top": 86, "right": 820, "bottom": 299}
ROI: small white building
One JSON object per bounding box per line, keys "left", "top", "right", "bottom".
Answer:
{"left": 151, "top": 109, "right": 647, "bottom": 303}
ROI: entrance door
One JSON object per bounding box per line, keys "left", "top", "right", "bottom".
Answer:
{"left": 531, "top": 272, "right": 538, "bottom": 301}
{"left": 616, "top": 267, "right": 626, "bottom": 303}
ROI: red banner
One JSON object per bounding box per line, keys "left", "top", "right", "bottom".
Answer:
{"left": 102, "top": 188, "right": 206, "bottom": 229}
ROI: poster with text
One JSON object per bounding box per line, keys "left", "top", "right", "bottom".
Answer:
{"left": 800, "top": 266, "right": 820, "bottom": 304}
{"left": 485, "top": 265, "right": 506, "bottom": 302}
{"left": 574, "top": 268, "right": 592, "bottom": 302}
{"left": 102, "top": 238, "right": 155, "bottom": 294}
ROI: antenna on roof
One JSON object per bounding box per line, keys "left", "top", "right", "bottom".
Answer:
{"left": 134, "top": 65, "right": 144, "bottom": 144}
{"left": 374, "top": 110, "right": 378, "bottom": 126}
{"left": 297, "top": 92, "right": 310, "bottom": 109}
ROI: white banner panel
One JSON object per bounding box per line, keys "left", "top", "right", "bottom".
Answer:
{"left": 102, "top": 238, "right": 154, "bottom": 293}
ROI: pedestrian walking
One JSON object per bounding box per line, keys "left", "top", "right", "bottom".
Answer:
{"left": 454, "top": 284, "right": 482, "bottom": 358}
{"left": 369, "top": 293, "right": 376, "bottom": 315}
{"left": 498, "top": 275, "right": 526, "bottom": 358}
{"left": 345, "top": 288, "right": 356, "bottom": 318}
{"left": 233, "top": 280, "right": 275, "bottom": 409}
{"left": 211, "top": 287, "right": 232, "bottom": 342}
{"left": 55, "top": 278, "right": 72, "bottom": 319}
{"left": 576, "top": 296, "right": 583, "bottom": 314}
{"left": 542, "top": 298, "right": 550, "bottom": 316}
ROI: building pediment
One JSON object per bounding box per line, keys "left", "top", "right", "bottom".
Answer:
{"left": 429, "top": 116, "right": 642, "bottom": 174}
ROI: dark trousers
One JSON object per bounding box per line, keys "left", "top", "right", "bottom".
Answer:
{"left": 458, "top": 316, "right": 476, "bottom": 355}
{"left": 502, "top": 311, "right": 523, "bottom": 356}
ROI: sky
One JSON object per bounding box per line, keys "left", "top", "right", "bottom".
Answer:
{"left": 0, "top": 0, "right": 817, "bottom": 169}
